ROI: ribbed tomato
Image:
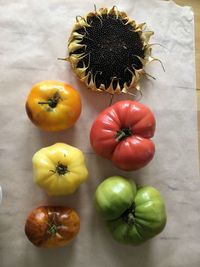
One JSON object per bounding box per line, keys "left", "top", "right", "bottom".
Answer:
{"left": 90, "top": 100, "right": 156, "bottom": 171}
{"left": 95, "top": 176, "right": 167, "bottom": 246}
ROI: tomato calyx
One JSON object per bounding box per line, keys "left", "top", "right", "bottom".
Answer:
{"left": 49, "top": 162, "right": 68, "bottom": 176}
{"left": 115, "top": 128, "right": 132, "bottom": 142}
{"left": 46, "top": 210, "right": 64, "bottom": 236}
{"left": 38, "top": 91, "right": 61, "bottom": 108}
{"left": 48, "top": 223, "right": 58, "bottom": 235}
{"left": 122, "top": 204, "right": 135, "bottom": 226}
{"left": 56, "top": 162, "right": 68, "bottom": 175}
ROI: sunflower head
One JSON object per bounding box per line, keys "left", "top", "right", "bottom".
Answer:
{"left": 67, "top": 6, "right": 154, "bottom": 94}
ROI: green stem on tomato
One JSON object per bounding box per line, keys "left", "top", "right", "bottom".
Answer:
{"left": 122, "top": 204, "right": 135, "bottom": 226}
{"left": 56, "top": 163, "right": 68, "bottom": 175}
{"left": 115, "top": 128, "right": 132, "bottom": 142}
{"left": 48, "top": 224, "right": 57, "bottom": 235}
{"left": 38, "top": 91, "right": 61, "bottom": 108}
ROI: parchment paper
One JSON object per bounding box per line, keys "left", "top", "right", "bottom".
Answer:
{"left": 0, "top": 0, "right": 199, "bottom": 266}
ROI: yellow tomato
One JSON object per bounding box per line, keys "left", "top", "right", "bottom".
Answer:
{"left": 26, "top": 81, "right": 81, "bottom": 131}
{"left": 32, "top": 143, "right": 88, "bottom": 196}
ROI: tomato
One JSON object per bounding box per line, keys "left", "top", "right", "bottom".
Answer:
{"left": 25, "top": 81, "right": 81, "bottom": 131}
{"left": 95, "top": 176, "right": 137, "bottom": 220}
{"left": 90, "top": 100, "right": 156, "bottom": 171}
{"left": 95, "top": 176, "right": 166, "bottom": 245}
{"left": 25, "top": 206, "right": 80, "bottom": 248}
{"left": 32, "top": 143, "right": 88, "bottom": 196}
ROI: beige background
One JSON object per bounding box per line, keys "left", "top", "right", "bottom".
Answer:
{"left": 0, "top": 1, "right": 199, "bottom": 267}
{"left": 175, "top": 0, "right": 200, "bottom": 161}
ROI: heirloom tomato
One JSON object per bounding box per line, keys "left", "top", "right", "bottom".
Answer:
{"left": 32, "top": 143, "right": 88, "bottom": 196}
{"left": 95, "top": 176, "right": 166, "bottom": 245}
{"left": 26, "top": 81, "right": 81, "bottom": 131}
{"left": 90, "top": 100, "right": 156, "bottom": 171}
{"left": 25, "top": 206, "right": 80, "bottom": 248}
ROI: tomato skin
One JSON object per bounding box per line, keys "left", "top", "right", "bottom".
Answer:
{"left": 95, "top": 176, "right": 167, "bottom": 246}
{"left": 25, "top": 81, "right": 81, "bottom": 131}
{"left": 25, "top": 206, "right": 80, "bottom": 248}
{"left": 32, "top": 143, "right": 88, "bottom": 196}
{"left": 90, "top": 100, "right": 156, "bottom": 171}
{"left": 112, "top": 136, "right": 155, "bottom": 171}
{"left": 95, "top": 176, "right": 137, "bottom": 220}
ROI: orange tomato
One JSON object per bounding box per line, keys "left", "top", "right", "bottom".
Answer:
{"left": 25, "top": 81, "right": 82, "bottom": 131}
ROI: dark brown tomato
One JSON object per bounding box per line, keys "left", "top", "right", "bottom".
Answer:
{"left": 25, "top": 206, "right": 80, "bottom": 248}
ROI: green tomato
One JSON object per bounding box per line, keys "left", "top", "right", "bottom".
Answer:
{"left": 95, "top": 176, "right": 137, "bottom": 220}
{"left": 95, "top": 176, "right": 167, "bottom": 245}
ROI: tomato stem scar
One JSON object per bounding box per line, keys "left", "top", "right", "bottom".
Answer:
{"left": 122, "top": 205, "right": 135, "bottom": 226}
{"left": 115, "top": 128, "right": 132, "bottom": 142}
{"left": 38, "top": 92, "right": 61, "bottom": 108}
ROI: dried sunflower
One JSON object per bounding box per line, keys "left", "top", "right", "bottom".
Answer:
{"left": 67, "top": 6, "right": 155, "bottom": 94}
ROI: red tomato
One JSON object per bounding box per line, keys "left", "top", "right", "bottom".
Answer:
{"left": 90, "top": 100, "right": 156, "bottom": 171}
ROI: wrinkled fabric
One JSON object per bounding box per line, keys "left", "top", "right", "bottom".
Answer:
{"left": 0, "top": 1, "right": 199, "bottom": 267}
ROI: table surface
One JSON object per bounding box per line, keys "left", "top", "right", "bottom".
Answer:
{"left": 1, "top": 2, "right": 199, "bottom": 267}
{"left": 175, "top": 0, "right": 200, "bottom": 161}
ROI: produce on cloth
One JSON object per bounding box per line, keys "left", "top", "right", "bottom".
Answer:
{"left": 90, "top": 100, "right": 156, "bottom": 171}
{"left": 95, "top": 176, "right": 167, "bottom": 245}
{"left": 25, "top": 206, "right": 80, "bottom": 248}
{"left": 67, "top": 6, "right": 155, "bottom": 94}
{"left": 26, "top": 80, "right": 81, "bottom": 131}
{"left": 32, "top": 143, "right": 88, "bottom": 196}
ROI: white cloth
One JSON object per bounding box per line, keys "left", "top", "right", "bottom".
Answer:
{"left": 0, "top": 1, "right": 199, "bottom": 267}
